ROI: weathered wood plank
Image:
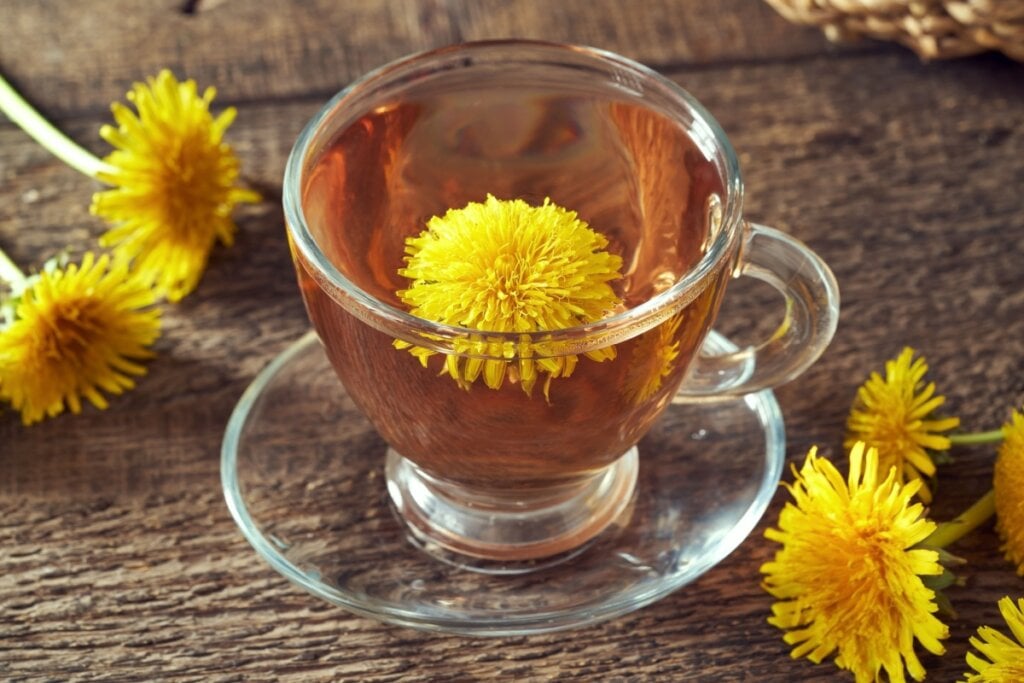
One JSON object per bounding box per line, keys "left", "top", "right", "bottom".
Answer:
{"left": 0, "top": 491, "right": 1015, "bottom": 681}
{"left": 2, "top": 41, "right": 1023, "bottom": 680}
{"left": 0, "top": 0, "right": 853, "bottom": 120}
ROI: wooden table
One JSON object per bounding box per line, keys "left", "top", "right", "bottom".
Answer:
{"left": 2, "top": 2, "right": 1022, "bottom": 680}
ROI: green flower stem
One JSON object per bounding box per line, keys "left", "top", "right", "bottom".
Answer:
{"left": 0, "top": 246, "right": 26, "bottom": 288}
{"left": 925, "top": 489, "right": 996, "bottom": 550}
{"left": 0, "top": 73, "right": 110, "bottom": 178}
{"left": 949, "top": 430, "right": 1005, "bottom": 446}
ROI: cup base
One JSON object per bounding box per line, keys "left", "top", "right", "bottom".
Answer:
{"left": 221, "top": 330, "right": 785, "bottom": 635}
{"left": 385, "top": 447, "right": 639, "bottom": 574}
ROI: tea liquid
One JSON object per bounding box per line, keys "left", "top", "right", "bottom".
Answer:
{"left": 295, "top": 86, "right": 730, "bottom": 487}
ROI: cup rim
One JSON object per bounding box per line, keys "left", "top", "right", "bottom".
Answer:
{"left": 283, "top": 39, "right": 744, "bottom": 348}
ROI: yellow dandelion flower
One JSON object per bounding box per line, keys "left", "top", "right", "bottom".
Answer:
{"left": 962, "top": 596, "right": 1024, "bottom": 682}
{"left": 91, "top": 70, "right": 260, "bottom": 302}
{"left": 995, "top": 410, "right": 1024, "bottom": 575}
{"left": 846, "top": 347, "right": 960, "bottom": 503}
{"left": 761, "top": 442, "right": 949, "bottom": 683}
{"left": 0, "top": 253, "right": 161, "bottom": 425}
{"left": 395, "top": 194, "right": 622, "bottom": 396}
{"left": 623, "top": 313, "right": 681, "bottom": 404}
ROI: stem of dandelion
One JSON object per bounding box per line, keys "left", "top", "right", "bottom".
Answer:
{"left": 0, "top": 246, "right": 27, "bottom": 288}
{"left": 949, "top": 430, "right": 1005, "bottom": 446}
{"left": 925, "top": 489, "right": 996, "bottom": 549}
{"left": 0, "top": 73, "right": 109, "bottom": 178}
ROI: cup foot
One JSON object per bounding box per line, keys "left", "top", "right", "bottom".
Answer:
{"left": 385, "top": 447, "right": 639, "bottom": 574}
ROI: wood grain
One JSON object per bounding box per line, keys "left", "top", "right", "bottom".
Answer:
{"left": 0, "top": 0, "right": 851, "bottom": 119}
{"left": 2, "top": 1, "right": 1024, "bottom": 680}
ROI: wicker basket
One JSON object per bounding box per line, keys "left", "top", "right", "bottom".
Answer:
{"left": 764, "top": 0, "right": 1024, "bottom": 60}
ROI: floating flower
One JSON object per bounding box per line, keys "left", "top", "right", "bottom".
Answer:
{"left": 846, "top": 347, "right": 960, "bottom": 503}
{"left": 761, "top": 442, "right": 948, "bottom": 682}
{"left": 962, "top": 596, "right": 1024, "bottom": 682}
{"left": 995, "top": 410, "right": 1024, "bottom": 575}
{"left": 395, "top": 194, "right": 622, "bottom": 396}
{"left": 91, "top": 70, "right": 260, "bottom": 302}
{"left": 623, "top": 313, "right": 681, "bottom": 404}
{"left": 0, "top": 252, "right": 161, "bottom": 425}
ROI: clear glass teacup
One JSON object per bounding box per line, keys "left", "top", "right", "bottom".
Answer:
{"left": 283, "top": 41, "right": 839, "bottom": 570}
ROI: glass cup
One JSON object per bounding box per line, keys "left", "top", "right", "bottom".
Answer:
{"left": 283, "top": 41, "right": 839, "bottom": 571}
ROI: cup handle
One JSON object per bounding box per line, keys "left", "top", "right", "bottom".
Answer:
{"left": 676, "top": 222, "right": 840, "bottom": 398}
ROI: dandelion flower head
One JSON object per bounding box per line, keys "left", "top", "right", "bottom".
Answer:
{"left": 761, "top": 442, "right": 948, "bottom": 682}
{"left": 962, "top": 596, "right": 1024, "bottom": 682}
{"left": 91, "top": 70, "right": 260, "bottom": 302}
{"left": 846, "top": 347, "right": 960, "bottom": 503}
{"left": 395, "top": 195, "right": 623, "bottom": 396}
{"left": 0, "top": 253, "right": 161, "bottom": 425}
{"left": 995, "top": 410, "right": 1024, "bottom": 575}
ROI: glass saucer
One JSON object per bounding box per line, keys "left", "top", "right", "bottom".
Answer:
{"left": 222, "top": 330, "right": 785, "bottom": 636}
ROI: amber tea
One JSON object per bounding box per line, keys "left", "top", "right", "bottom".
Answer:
{"left": 294, "top": 86, "right": 731, "bottom": 490}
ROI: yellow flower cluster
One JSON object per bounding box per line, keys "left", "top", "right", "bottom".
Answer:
{"left": 765, "top": 348, "right": 1024, "bottom": 681}
{"left": 0, "top": 70, "right": 255, "bottom": 424}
